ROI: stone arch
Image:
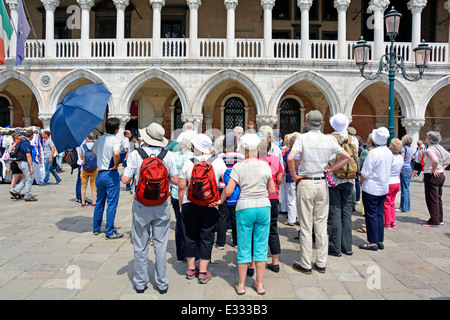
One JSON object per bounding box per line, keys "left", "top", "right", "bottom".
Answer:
{"left": 345, "top": 75, "right": 416, "bottom": 119}
{"left": 47, "top": 69, "right": 113, "bottom": 113}
{"left": 0, "top": 70, "right": 44, "bottom": 115}
{"left": 419, "top": 75, "right": 450, "bottom": 119}
{"left": 192, "top": 69, "right": 266, "bottom": 115}
{"left": 120, "top": 68, "right": 189, "bottom": 115}
{"left": 268, "top": 70, "right": 341, "bottom": 117}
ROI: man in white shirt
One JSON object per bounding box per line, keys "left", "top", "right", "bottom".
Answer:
{"left": 359, "top": 127, "right": 393, "bottom": 251}
{"left": 287, "top": 110, "right": 350, "bottom": 274}
{"left": 92, "top": 117, "right": 122, "bottom": 239}
{"left": 122, "top": 123, "right": 179, "bottom": 295}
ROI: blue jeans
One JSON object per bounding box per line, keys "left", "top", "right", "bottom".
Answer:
{"left": 93, "top": 170, "right": 120, "bottom": 236}
{"left": 399, "top": 167, "right": 412, "bottom": 212}
{"left": 43, "top": 158, "right": 61, "bottom": 184}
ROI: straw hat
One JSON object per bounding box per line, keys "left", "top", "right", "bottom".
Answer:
{"left": 139, "top": 123, "right": 168, "bottom": 147}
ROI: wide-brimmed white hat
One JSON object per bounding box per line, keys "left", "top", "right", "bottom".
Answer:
{"left": 330, "top": 113, "right": 349, "bottom": 132}
{"left": 139, "top": 123, "right": 168, "bottom": 147}
{"left": 240, "top": 133, "right": 261, "bottom": 151}
{"left": 371, "top": 127, "right": 390, "bottom": 146}
{"left": 176, "top": 129, "right": 197, "bottom": 143}
{"left": 191, "top": 134, "right": 212, "bottom": 154}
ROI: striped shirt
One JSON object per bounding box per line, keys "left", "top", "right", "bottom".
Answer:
{"left": 216, "top": 151, "right": 245, "bottom": 189}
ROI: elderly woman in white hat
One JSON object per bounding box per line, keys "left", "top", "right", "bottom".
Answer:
{"left": 359, "top": 127, "right": 393, "bottom": 251}
{"left": 178, "top": 134, "right": 227, "bottom": 284}
{"left": 211, "top": 133, "right": 276, "bottom": 295}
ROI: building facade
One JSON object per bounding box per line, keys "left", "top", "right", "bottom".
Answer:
{"left": 1, "top": 0, "right": 449, "bottom": 151}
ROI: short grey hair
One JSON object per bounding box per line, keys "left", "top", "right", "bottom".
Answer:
{"left": 427, "top": 131, "right": 441, "bottom": 145}
{"left": 401, "top": 135, "right": 413, "bottom": 147}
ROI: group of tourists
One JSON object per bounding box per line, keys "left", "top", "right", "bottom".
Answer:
{"left": 2, "top": 109, "right": 449, "bottom": 296}
{"left": 1, "top": 127, "right": 63, "bottom": 202}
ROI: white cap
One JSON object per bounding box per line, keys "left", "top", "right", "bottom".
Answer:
{"left": 240, "top": 133, "right": 261, "bottom": 151}
{"left": 191, "top": 134, "right": 212, "bottom": 154}
{"left": 330, "top": 113, "right": 349, "bottom": 132}
{"left": 371, "top": 127, "right": 390, "bottom": 146}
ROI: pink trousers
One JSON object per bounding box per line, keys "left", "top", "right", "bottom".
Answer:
{"left": 384, "top": 183, "right": 400, "bottom": 225}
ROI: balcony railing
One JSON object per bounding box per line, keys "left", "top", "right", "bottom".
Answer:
{"left": 23, "top": 38, "right": 449, "bottom": 64}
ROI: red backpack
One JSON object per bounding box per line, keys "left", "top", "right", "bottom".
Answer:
{"left": 135, "top": 148, "right": 169, "bottom": 206}
{"left": 187, "top": 156, "right": 220, "bottom": 206}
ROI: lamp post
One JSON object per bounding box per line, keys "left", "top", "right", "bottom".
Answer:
{"left": 353, "top": 7, "right": 432, "bottom": 143}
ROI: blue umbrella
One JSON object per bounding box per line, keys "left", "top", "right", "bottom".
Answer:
{"left": 50, "top": 83, "right": 112, "bottom": 151}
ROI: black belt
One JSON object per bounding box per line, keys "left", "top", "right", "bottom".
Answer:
{"left": 300, "top": 177, "right": 325, "bottom": 180}
{"left": 98, "top": 169, "right": 117, "bottom": 173}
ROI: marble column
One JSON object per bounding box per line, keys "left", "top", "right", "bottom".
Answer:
{"left": 368, "top": 0, "right": 389, "bottom": 62}
{"left": 77, "top": 0, "right": 95, "bottom": 58}
{"left": 41, "top": 0, "right": 60, "bottom": 58}
{"left": 187, "top": 0, "right": 201, "bottom": 57}
{"left": 38, "top": 112, "right": 53, "bottom": 130}
{"left": 225, "top": 0, "right": 238, "bottom": 58}
{"left": 113, "top": 0, "right": 129, "bottom": 57}
{"left": 401, "top": 118, "right": 425, "bottom": 154}
{"left": 261, "top": 0, "right": 275, "bottom": 58}
{"left": 407, "top": 0, "right": 427, "bottom": 52}
{"left": 6, "top": 0, "right": 19, "bottom": 59}
{"left": 297, "top": 0, "right": 313, "bottom": 59}
{"left": 334, "top": 0, "right": 351, "bottom": 60}
{"left": 150, "top": 0, "right": 165, "bottom": 58}
{"left": 444, "top": 1, "right": 450, "bottom": 62}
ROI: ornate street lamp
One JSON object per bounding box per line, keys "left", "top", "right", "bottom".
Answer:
{"left": 353, "top": 7, "right": 432, "bottom": 143}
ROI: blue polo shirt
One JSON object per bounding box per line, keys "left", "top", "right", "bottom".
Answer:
{"left": 19, "top": 138, "right": 32, "bottom": 161}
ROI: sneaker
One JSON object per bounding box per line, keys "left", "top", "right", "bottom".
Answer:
{"left": 81, "top": 203, "right": 88, "bottom": 208}
{"left": 56, "top": 179, "right": 62, "bottom": 184}
{"left": 105, "top": 231, "right": 124, "bottom": 239}
{"left": 214, "top": 243, "right": 224, "bottom": 250}
{"left": 391, "top": 223, "right": 397, "bottom": 229}
{"left": 384, "top": 224, "right": 391, "bottom": 229}
{"left": 198, "top": 271, "right": 212, "bottom": 284}
{"left": 186, "top": 268, "right": 199, "bottom": 280}
{"left": 422, "top": 222, "right": 439, "bottom": 228}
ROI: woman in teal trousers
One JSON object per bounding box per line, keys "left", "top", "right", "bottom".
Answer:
{"left": 210, "top": 133, "right": 276, "bottom": 295}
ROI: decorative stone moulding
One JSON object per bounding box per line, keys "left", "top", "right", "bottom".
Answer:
{"left": 37, "top": 71, "right": 56, "bottom": 91}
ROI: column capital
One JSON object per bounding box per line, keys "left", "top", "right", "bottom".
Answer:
{"left": 368, "top": 0, "right": 389, "bottom": 12}
{"left": 113, "top": 0, "right": 129, "bottom": 11}
{"left": 187, "top": 0, "right": 201, "bottom": 9}
{"left": 40, "top": 0, "right": 59, "bottom": 11}
{"left": 5, "top": 0, "right": 19, "bottom": 10}
{"left": 333, "top": 0, "right": 351, "bottom": 11}
{"left": 224, "top": 0, "right": 238, "bottom": 9}
{"left": 297, "top": 0, "right": 313, "bottom": 11}
{"left": 401, "top": 118, "right": 425, "bottom": 131}
{"left": 256, "top": 114, "right": 278, "bottom": 128}
{"left": 77, "top": 0, "right": 95, "bottom": 10}
{"left": 181, "top": 113, "right": 203, "bottom": 124}
{"left": 445, "top": 1, "right": 450, "bottom": 12}
{"left": 150, "top": 0, "right": 165, "bottom": 9}
{"left": 108, "top": 113, "right": 131, "bottom": 124}
{"left": 407, "top": 0, "right": 427, "bottom": 14}
{"left": 261, "top": 0, "right": 275, "bottom": 10}
{"left": 38, "top": 112, "right": 53, "bottom": 121}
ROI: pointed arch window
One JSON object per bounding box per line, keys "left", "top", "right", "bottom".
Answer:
{"left": 224, "top": 97, "right": 245, "bottom": 132}
{"left": 0, "top": 97, "right": 10, "bottom": 127}
{"left": 174, "top": 98, "right": 183, "bottom": 130}
{"left": 279, "top": 98, "right": 300, "bottom": 138}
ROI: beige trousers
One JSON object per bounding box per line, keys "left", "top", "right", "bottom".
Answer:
{"left": 296, "top": 179, "right": 329, "bottom": 269}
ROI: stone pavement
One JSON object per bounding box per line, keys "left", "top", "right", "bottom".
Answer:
{"left": 0, "top": 165, "right": 449, "bottom": 301}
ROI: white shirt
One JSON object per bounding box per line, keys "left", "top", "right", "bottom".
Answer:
{"left": 123, "top": 146, "right": 178, "bottom": 186}
{"left": 389, "top": 154, "right": 404, "bottom": 185}
{"left": 361, "top": 146, "right": 394, "bottom": 196}
{"left": 92, "top": 134, "right": 121, "bottom": 171}
{"left": 292, "top": 130, "right": 344, "bottom": 178}
{"left": 179, "top": 154, "right": 227, "bottom": 205}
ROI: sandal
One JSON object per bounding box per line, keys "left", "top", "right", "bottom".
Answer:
{"left": 284, "top": 221, "right": 295, "bottom": 226}
{"left": 234, "top": 283, "right": 245, "bottom": 295}
{"left": 356, "top": 227, "right": 367, "bottom": 233}
{"left": 252, "top": 283, "right": 265, "bottom": 295}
